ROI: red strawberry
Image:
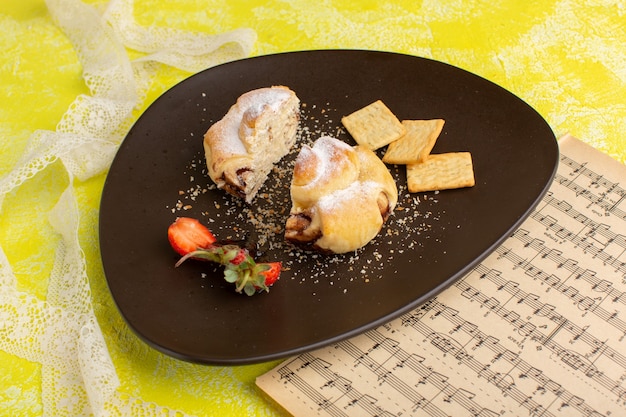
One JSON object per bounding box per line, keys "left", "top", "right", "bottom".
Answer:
{"left": 168, "top": 217, "right": 217, "bottom": 256}
{"left": 168, "top": 218, "right": 281, "bottom": 296}
{"left": 223, "top": 260, "right": 282, "bottom": 295}
{"left": 229, "top": 247, "right": 249, "bottom": 266}
{"left": 258, "top": 262, "right": 281, "bottom": 288}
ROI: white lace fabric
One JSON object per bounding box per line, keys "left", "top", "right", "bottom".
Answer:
{"left": 0, "top": 0, "right": 255, "bottom": 415}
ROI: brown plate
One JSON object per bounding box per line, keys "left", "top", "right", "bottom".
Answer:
{"left": 99, "top": 50, "right": 558, "bottom": 365}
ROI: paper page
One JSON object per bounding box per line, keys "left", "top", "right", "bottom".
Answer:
{"left": 256, "top": 135, "right": 626, "bottom": 417}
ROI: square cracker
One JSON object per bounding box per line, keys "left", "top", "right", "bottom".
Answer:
{"left": 341, "top": 100, "right": 405, "bottom": 150}
{"left": 407, "top": 152, "right": 475, "bottom": 192}
{"left": 382, "top": 119, "right": 445, "bottom": 164}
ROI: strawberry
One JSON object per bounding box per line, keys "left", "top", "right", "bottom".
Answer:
{"left": 228, "top": 247, "right": 249, "bottom": 266}
{"left": 258, "top": 262, "right": 281, "bottom": 288}
{"left": 224, "top": 259, "right": 282, "bottom": 296}
{"left": 168, "top": 218, "right": 281, "bottom": 296}
{"left": 168, "top": 217, "right": 216, "bottom": 256}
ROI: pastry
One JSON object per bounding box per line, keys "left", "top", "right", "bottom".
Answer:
{"left": 203, "top": 86, "right": 300, "bottom": 203}
{"left": 285, "top": 136, "right": 398, "bottom": 253}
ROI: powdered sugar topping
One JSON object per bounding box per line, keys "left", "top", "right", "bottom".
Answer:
{"left": 209, "top": 86, "right": 294, "bottom": 156}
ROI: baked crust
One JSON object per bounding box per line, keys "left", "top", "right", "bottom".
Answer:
{"left": 285, "top": 136, "right": 398, "bottom": 253}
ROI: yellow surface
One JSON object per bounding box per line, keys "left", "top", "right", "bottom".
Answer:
{"left": 1, "top": 0, "right": 625, "bottom": 416}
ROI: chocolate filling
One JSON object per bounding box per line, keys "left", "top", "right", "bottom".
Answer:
{"left": 285, "top": 212, "right": 322, "bottom": 244}
{"left": 220, "top": 167, "right": 253, "bottom": 199}
{"left": 377, "top": 191, "right": 392, "bottom": 221}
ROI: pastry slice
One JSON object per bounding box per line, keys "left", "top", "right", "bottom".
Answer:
{"left": 203, "top": 86, "right": 300, "bottom": 203}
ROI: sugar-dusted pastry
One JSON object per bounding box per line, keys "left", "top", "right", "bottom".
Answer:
{"left": 285, "top": 136, "right": 398, "bottom": 254}
{"left": 203, "top": 86, "right": 300, "bottom": 203}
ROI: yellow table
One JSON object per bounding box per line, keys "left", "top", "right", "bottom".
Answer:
{"left": 1, "top": 0, "right": 624, "bottom": 415}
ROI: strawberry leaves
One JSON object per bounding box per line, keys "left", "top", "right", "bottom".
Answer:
{"left": 168, "top": 217, "right": 281, "bottom": 295}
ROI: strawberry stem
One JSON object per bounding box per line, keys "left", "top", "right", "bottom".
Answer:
{"left": 174, "top": 248, "right": 218, "bottom": 267}
{"left": 172, "top": 240, "right": 279, "bottom": 296}
{"left": 235, "top": 270, "right": 250, "bottom": 293}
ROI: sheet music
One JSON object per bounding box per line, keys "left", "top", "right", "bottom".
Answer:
{"left": 256, "top": 135, "right": 626, "bottom": 417}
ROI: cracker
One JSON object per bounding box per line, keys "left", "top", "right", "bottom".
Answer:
{"left": 341, "top": 100, "right": 405, "bottom": 150}
{"left": 407, "top": 152, "right": 475, "bottom": 192}
{"left": 382, "top": 119, "right": 445, "bottom": 164}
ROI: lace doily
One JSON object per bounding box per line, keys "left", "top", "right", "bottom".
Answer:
{"left": 0, "top": 0, "right": 255, "bottom": 415}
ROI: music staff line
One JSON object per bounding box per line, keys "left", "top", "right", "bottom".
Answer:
{"left": 278, "top": 329, "right": 508, "bottom": 417}
{"left": 494, "top": 235, "right": 626, "bottom": 338}
{"left": 351, "top": 331, "right": 501, "bottom": 417}
{"left": 509, "top": 228, "right": 625, "bottom": 309}
{"left": 278, "top": 353, "right": 398, "bottom": 417}
{"left": 558, "top": 155, "right": 626, "bottom": 219}
{"left": 404, "top": 300, "right": 610, "bottom": 416}
{"left": 469, "top": 262, "right": 626, "bottom": 369}
{"left": 386, "top": 301, "right": 601, "bottom": 417}
{"left": 341, "top": 339, "right": 465, "bottom": 417}
{"left": 533, "top": 193, "right": 626, "bottom": 277}
{"left": 455, "top": 272, "right": 626, "bottom": 402}
{"left": 277, "top": 363, "right": 352, "bottom": 417}
{"left": 276, "top": 289, "right": 613, "bottom": 417}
